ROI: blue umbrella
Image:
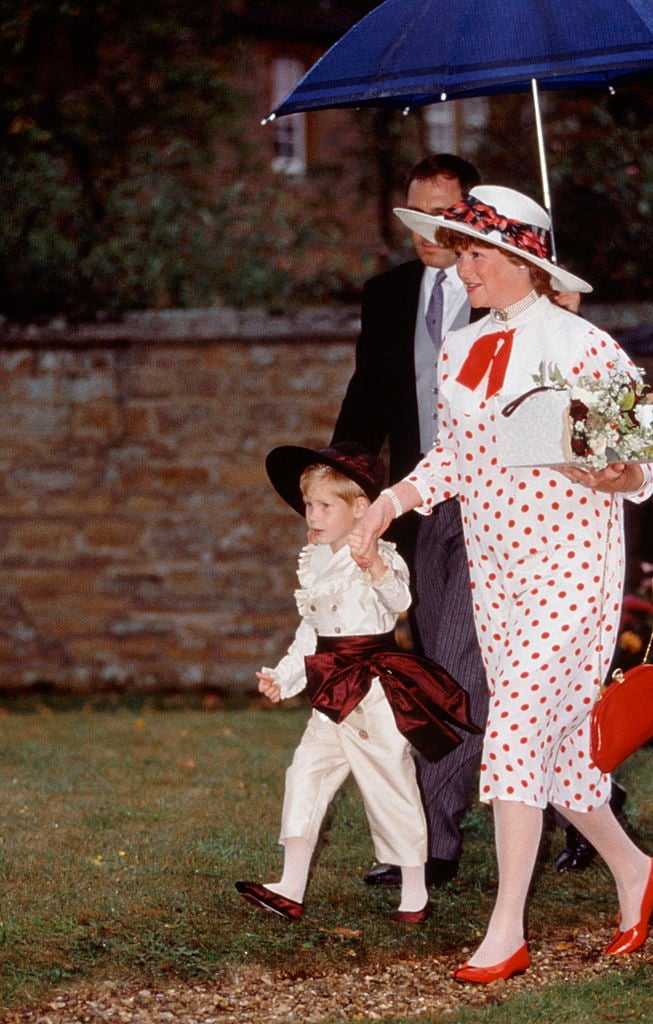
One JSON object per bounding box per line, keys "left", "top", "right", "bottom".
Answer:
{"left": 265, "top": 0, "right": 653, "bottom": 239}
{"left": 269, "top": 0, "right": 653, "bottom": 113}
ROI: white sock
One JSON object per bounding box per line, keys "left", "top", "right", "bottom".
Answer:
{"left": 398, "top": 864, "right": 428, "bottom": 912}
{"left": 264, "top": 836, "right": 313, "bottom": 903}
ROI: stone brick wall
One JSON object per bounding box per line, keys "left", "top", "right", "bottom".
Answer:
{"left": 0, "top": 303, "right": 651, "bottom": 696}
{"left": 0, "top": 309, "right": 359, "bottom": 695}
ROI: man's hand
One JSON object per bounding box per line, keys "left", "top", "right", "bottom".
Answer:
{"left": 557, "top": 461, "right": 644, "bottom": 493}
{"left": 256, "top": 670, "right": 281, "bottom": 703}
{"left": 552, "top": 291, "right": 581, "bottom": 314}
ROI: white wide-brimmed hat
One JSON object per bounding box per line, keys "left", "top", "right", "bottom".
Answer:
{"left": 394, "top": 185, "right": 592, "bottom": 294}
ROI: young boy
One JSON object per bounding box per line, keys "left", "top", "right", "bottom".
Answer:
{"left": 235, "top": 441, "right": 478, "bottom": 922}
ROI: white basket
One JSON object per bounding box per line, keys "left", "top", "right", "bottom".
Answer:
{"left": 496, "top": 388, "right": 573, "bottom": 467}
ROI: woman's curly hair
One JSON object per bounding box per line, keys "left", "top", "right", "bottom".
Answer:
{"left": 435, "top": 228, "right": 554, "bottom": 296}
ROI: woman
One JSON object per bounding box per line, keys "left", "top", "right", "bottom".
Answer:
{"left": 350, "top": 185, "right": 653, "bottom": 983}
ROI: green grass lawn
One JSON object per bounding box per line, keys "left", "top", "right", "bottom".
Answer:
{"left": 0, "top": 697, "right": 651, "bottom": 1022}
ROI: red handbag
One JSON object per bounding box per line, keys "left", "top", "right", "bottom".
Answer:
{"left": 590, "top": 654, "right": 653, "bottom": 773}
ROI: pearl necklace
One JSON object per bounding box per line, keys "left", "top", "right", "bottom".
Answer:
{"left": 493, "top": 290, "right": 539, "bottom": 322}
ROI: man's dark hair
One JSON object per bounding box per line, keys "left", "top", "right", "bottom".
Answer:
{"left": 406, "top": 153, "right": 481, "bottom": 194}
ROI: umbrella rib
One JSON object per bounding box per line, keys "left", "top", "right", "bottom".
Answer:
{"left": 291, "top": 46, "right": 653, "bottom": 99}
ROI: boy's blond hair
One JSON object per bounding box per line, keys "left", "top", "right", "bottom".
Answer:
{"left": 300, "top": 464, "right": 368, "bottom": 506}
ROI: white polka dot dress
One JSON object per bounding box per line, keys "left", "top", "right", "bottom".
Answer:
{"left": 407, "top": 297, "right": 653, "bottom": 812}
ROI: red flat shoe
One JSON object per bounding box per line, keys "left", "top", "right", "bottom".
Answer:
{"left": 452, "top": 942, "right": 531, "bottom": 984}
{"left": 391, "top": 901, "right": 431, "bottom": 923}
{"left": 605, "top": 857, "right": 653, "bottom": 955}
{"left": 235, "top": 881, "right": 303, "bottom": 920}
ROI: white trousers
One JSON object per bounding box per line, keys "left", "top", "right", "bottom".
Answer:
{"left": 279, "top": 680, "right": 427, "bottom": 866}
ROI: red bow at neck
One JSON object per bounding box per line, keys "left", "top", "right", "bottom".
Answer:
{"left": 455, "top": 328, "right": 515, "bottom": 399}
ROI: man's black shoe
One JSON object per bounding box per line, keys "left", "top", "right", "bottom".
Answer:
{"left": 610, "top": 780, "right": 627, "bottom": 815}
{"left": 363, "top": 863, "right": 402, "bottom": 887}
{"left": 553, "top": 826, "right": 597, "bottom": 872}
{"left": 426, "top": 858, "right": 459, "bottom": 887}
{"left": 554, "top": 780, "right": 627, "bottom": 873}
{"left": 363, "top": 858, "right": 459, "bottom": 888}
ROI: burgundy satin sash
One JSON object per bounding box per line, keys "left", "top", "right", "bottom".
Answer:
{"left": 304, "top": 632, "right": 481, "bottom": 763}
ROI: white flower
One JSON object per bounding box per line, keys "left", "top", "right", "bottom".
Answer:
{"left": 569, "top": 384, "right": 598, "bottom": 406}
{"left": 637, "top": 403, "right": 653, "bottom": 430}
{"left": 533, "top": 365, "right": 653, "bottom": 469}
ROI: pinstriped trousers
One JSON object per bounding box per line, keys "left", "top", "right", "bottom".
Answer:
{"left": 412, "top": 497, "right": 488, "bottom": 861}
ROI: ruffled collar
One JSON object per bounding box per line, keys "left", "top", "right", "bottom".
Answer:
{"left": 295, "top": 545, "right": 352, "bottom": 618}
{"left": 294, "top": 542, "right": 396, "bottom": 620}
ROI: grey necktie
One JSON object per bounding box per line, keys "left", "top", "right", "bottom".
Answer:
{"left": 425, "top": 270, "right": 447, "bottom": 352}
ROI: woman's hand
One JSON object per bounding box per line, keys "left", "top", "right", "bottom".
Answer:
{"left": 349, "top": 495, "right": 396, "bottom": 566}
{"left": 557, "top": 461, "right": 644, "bottom": 493}
{"left": 350, "top": 481, "right": 423, "bottom": 563}
{"left": 349, "top": 530, "right": 389, "bottom": 579}
{"left": 349, "top": 529, "right": 377, "bottom": 570}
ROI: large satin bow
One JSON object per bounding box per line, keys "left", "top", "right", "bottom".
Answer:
{"left": 304, "top": 632, "right": 481, "bottom": 763}
{"left": 456, "top": 328, "right": 515, "bottom": 399}
{"left": 442, "top": 198, "right": 550, "bottom": 260}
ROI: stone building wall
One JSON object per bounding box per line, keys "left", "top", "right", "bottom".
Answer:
{"left": 0, "top": 303, "right": 651, "bottom": 696}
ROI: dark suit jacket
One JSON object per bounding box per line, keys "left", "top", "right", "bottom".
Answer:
{"left": 332, "top": 260, "right": 425, "bottom": 484}
{"left": 331, "top": 259, "right": 483, "bottom": 561}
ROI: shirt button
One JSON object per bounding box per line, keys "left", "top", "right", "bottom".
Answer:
{"left": 334, "top": 626, "right": 341, "bottom": 634}
{"left": 358, "top": 730, "right": 369, "bottom": 740}
{"left": 330, "top": 604, "right": 338, "bottom": 612}
{"left": 309, "top": 605, "right": 316, "bottom": 612}
{"left": 354, "top": 706, "right": 363, "bottom": 715}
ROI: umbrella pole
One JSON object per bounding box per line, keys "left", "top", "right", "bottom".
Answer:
{"left": 531, "top": 78, "right": 557, "bottom": 264}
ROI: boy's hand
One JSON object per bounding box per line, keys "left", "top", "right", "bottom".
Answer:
{"left": 352, "top": 494, "right": 396, "bottom": 564}
{"left": 256, "top": 670, "right": 281, "bottom": 703}
{"left": 349, "top": 529, "right": 388, "bottom": 579}
{"left": 349, "top": 526, "right": 378, "bottom": 569}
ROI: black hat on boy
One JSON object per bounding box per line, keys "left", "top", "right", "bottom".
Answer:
{"left": 265, "top": 441, "right": 385, "bottom": 516}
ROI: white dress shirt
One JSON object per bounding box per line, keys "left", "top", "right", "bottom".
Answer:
{"left": 415, "top": 264, "right": 469, "bottom": 454}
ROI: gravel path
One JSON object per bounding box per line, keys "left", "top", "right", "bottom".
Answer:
{"left": 5, "top": 929, "right": 652, "bottom": 1024}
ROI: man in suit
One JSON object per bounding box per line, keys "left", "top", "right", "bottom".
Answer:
{"left": 332, "top": 154, "right": 486, "bottom": 887}
{"left": 332, "top": 153, "right": 618, "bottom": 887}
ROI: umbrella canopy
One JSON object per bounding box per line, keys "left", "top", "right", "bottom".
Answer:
{"left": 269, "top": 0, "right": 653, "bottom": 116}
{"left": 266, "top": 0, "right": 653, "bottom": 261}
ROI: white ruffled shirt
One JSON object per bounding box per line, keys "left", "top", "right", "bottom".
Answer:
{"left": 262, "top": 540, "right": 411, "bottom": 700}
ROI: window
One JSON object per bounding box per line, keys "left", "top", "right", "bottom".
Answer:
{"left": 271, "top": 57, "right": 307, "bottom": 175}
{"left": 424, "top": 97, "right": 488, "bottom": 156}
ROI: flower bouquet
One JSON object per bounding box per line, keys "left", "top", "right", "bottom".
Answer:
{"left": 498, "top": 363, "right": 653, "bottom": 469}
